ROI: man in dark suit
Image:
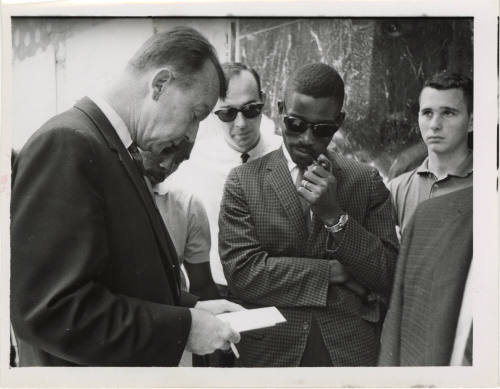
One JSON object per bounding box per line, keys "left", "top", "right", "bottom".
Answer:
{"left": 11, "top": 26, "right": 240, "bottom": 367}
{"left": 378, "top": 186, "right": 473, "bottom": 366}
{"left": 219, "top": 63, "right": 399, "bottom": 367}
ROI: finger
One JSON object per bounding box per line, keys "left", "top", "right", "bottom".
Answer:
{"left": 299, "top": 179, "right": 323, "bottom": 200}
{"left": 297, "top": 186, "right": 315, "bottom": 201}
{"left": 307, "top": 162, "right": 330, "bottom": 178}
{"left": 303, "top": 170, "right": 328, "bottom": 186}
{"left": 317, "top": 154, "right": 332, "bottom": 172}
{"left": 220, "top": 300, "right": 245, "bottom": 312}
{"left": 227, "top": 329, "right": 241, "bottom": 344}
{"left": 300, "top": 179, "right": 314, "bottom": 193}
{"left": 221, "top": 322, "right": 241, "bottom": 343}
{"left": 220, "top": 342, "right": 231, "bottom": 351}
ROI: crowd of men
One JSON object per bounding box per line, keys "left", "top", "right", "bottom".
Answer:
{"left": 10, "top": 26, "right": 473, "bottom": 367}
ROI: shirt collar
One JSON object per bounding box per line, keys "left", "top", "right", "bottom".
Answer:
{"left": 417, "top": 151, "right": 473, "bottom": 178}
{"left": 90, "top": 95, "right": 133, "bottom": 150}
{"left": 224, "top": 134, "right": 265, "bottom": 161}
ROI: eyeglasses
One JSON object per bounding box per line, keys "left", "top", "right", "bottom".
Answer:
{"left": 282, "top": 115, "right": 340, "bottom": 138}
{"left": 214, "top": 102, "right": 264, "bottom": 122}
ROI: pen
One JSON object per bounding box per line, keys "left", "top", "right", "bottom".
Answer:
{"left": 230, "top": 342, "right": 240, "bottom": 359}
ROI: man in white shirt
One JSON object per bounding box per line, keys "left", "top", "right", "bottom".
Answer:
{"left": 171, "top": 62, "right": 281, "bottom": 294}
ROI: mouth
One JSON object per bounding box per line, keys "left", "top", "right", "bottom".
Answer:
{"left": 232, "top": 130, "right": 251, "bottom": 139}
{"left": 427, "top": 136, "right": 445, "bottom": 142}
{"left": 294, "top": 146, "right": 314, "bottom": 156}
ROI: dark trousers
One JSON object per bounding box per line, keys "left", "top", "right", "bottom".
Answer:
{"left": 300, "top": 316, "right": 332, "bottom": 367}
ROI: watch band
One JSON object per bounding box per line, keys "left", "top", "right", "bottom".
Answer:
{"left": 324, "top": 214, "right": 349, "bottom": 233}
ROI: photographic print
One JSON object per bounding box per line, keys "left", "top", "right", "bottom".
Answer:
{"left": 1, "top": 1, "right": 497, "bottom": 387}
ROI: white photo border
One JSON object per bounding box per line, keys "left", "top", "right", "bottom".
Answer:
{"left": 0, "top": 0, "right": 498, "bottom": 387}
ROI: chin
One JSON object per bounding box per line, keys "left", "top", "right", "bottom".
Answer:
{"left": 292, "top": 154, "right": 314, "bottom": 168}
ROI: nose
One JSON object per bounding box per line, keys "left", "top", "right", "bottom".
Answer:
{"left": 300, "top": 127, "right": 315, "bottom": 145}
{"left": 429, "top": 114, "right": 442, "bottom": 130}
{"left": 234, "top": 111, "right": 246, "bottom": 128}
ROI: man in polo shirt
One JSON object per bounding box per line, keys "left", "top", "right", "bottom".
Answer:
{"left": 388, "top": 71, "right": 473, "bottom": 236}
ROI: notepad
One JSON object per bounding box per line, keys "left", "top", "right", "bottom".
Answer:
{"left": 217, "top": 306, "right": 286, "bottom": 333}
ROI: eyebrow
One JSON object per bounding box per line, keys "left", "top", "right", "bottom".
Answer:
{"left": 420, "top": 106, "right": 461, "bottom": 111}
{"left": 287, "top": 112, "right": 337, "bottom": 124}
{"left": 219, "top": 99, "right": 259, "bottom": 108}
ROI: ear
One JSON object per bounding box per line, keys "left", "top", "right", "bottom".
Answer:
{"left": 260, "top": 90, "right": 267, "bottom": 105}
{"left": 151, "top": 68, "right": 174, "bottom": 101}
{"left": 336, "top": 111, "right": 346, "bottom": 127}
{"left": 467, "top": 113, "right": 473, "bottom": 133}
{"left": 277, "top": 100, "right": 284, "bottom": 114}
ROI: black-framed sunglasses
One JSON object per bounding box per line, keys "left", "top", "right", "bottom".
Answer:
{"left": 214, "top": 102, "right": 264, "bottom": 122}
{"left": 282, "top": 115, "right": 340, "bottom": 138}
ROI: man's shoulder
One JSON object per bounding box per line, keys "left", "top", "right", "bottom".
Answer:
{"left": 330, "top": 152, "right": 378, "bottom": 180}
{"left": 161, "top": 180, "right": 200, "bottom": 205}
{"left": 387, "top": 166, "right": 419, "bottom": 194}
{"left": 21, "top": 105, "right": 100, "bottom": 154}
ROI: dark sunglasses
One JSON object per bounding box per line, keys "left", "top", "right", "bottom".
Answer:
{"left": 214, "top": 102, "right": 264, "bottom": 122}
{"left": 282, "top": 115, "right": 340, "bottom": 138}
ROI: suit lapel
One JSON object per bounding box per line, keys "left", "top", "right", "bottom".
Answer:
{"left": 74, "top": 97, "right": 181, "bottom": 300}
{"left": 266, "top": 149, "right": 309, "bottom": 244}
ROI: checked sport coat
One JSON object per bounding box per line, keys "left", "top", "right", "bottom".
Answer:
{"left": 219, "top": 147, "right": 399, "bottom": 367}
{"left": 378, "top": 186, "right": 473, "bottom": 366}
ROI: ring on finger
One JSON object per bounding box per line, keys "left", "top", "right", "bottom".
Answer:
{"left": 302, "top": 180, "right": 309, "bottom": 190}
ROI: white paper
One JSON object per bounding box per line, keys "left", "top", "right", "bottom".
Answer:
{"left": 217, "top": 306, "right": 286, "bottom": 333}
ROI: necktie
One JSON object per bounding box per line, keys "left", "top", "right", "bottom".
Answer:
{"left": 128, "top": 143, "right": 145, "bottom": 176}
{"left": 241, "top": 152, "right": 250, "bottom": 164}
{"left": 295, "top": 168, "right": 311, "bottom": 231}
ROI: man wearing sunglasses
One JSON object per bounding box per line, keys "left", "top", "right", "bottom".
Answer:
{"left": 168, "top": 62, "right": 280, "bottom": 366}
{"left": 171, "top": 62, "right": 281, "bottom": 296}
{"left": 219, "top": 63, "right": 399, "bottom": 366}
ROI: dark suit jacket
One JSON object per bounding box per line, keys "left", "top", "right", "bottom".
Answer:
{"left": 219, "top": 148, "right": 399, "bottom": 366}
{"left": 11, "top": 97, "right": 198, "bottom": 366}
{"left": 378, "top": 186, "right": 473, "bottom": 366}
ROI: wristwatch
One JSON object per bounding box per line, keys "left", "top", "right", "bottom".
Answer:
{"left": 324, "top": 214, "right": 349, "bottom": 234}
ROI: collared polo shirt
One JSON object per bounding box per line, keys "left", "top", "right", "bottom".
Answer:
{"left": 388, "top": 152, "right": 473, "bottom": 236}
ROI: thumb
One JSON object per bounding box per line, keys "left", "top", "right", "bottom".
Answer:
{"left": 225, "top": 324, "right": 241, "bottom": 344}
{"left": 220, "top": 300, "right": 245, "bottom": 312}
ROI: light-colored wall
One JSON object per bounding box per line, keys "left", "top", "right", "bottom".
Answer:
{"left": 11, "top": 18, "right": 231, "bottom": 150}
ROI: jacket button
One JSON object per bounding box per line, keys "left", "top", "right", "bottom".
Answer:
{"left": 303, "top": 322, "right": 309, "bottom": 331}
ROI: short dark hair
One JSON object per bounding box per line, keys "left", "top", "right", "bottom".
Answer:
{"left": 221, "top": 62, "right": 262, "bottom": 98}
{"left": 422, "top": 70, "right": 473, "bottom": 113}
{"left": 127, "top": 26, "right": 226, "bottom": 98}
{"left": 285, "top": 63, "right": 345, "bottom": 110}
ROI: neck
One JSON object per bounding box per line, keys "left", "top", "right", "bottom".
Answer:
{"left": 427, "top": 147, "right": 470, "bottom": 179}
{"left": 104, "top": 74, "right": 140, "bottom": 141}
